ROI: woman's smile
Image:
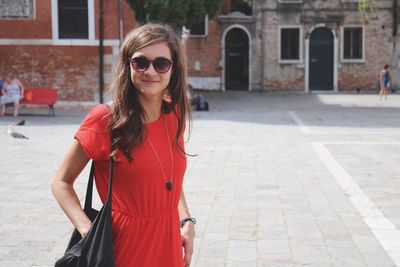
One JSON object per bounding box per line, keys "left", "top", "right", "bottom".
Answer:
{"left": 141, "top": 79, "right": 159, "bottom": 83}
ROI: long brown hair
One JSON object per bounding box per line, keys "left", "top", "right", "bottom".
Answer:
{"left": 108, "top": 23, "right": 191, "bottom": 160}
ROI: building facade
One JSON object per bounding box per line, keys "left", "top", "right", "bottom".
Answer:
{"left": 0, "top": 0, "right": 399, "bottom": 103}
{"left": 0, "top": 0, "right": 136, "bottom": 102}
{"left": 187, "top": 0, "right": 400, "bottom": 92}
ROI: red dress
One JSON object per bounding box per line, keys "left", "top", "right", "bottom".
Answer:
{"left": 75, "top": 105, "right": 186, "bottom": 267}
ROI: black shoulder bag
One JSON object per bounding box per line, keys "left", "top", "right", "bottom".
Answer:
{"left": 55, "top": 158, "right": 116, "bottom": 267}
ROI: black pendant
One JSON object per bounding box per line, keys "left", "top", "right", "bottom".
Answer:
{"left": 166, "top": 180, "right": 173, "bottom": 191}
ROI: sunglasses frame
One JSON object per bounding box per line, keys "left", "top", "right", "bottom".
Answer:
{"left": 129, "top": 56, "right": 173, "bottom": 74}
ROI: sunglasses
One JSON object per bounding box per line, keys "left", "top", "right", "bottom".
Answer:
{"left": 129, "top": 56, "right": 173, "bottom": 73}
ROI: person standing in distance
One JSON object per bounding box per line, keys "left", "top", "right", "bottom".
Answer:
{"left": 0, "top": 73, "right": 3, "bottom": 105}
{"left": 380, "top": 64, "right": 391, "bottom": 100}
{"left": 51, "top": 23, "right": 196, "bottom": 267}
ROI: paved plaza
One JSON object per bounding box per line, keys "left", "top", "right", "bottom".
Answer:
{"left": 0, "top": 92, "right": 400, "bottom": 267}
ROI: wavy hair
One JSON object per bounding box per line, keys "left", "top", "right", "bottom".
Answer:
{"left": 108, "top": 23, "right": 191, "bottom": 161}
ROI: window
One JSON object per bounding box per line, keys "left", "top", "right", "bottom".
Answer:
{"left": 190, "top": 15, "right": 208, "bottom": 37}
{"left": 58, "top": 0, "right": 88, "bottom": 39}
{"left": 280, "top": 28, "right": 300, "bottom": 61}
{"left": 343, "top": 27, "right": 363, "bottom": 60}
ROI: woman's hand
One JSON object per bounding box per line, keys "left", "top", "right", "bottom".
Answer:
{"left": 181, "top": 222, "right": 195, "bottom": 267}
{"left": 77, "top": 222, "right": 92, "bottom": 238}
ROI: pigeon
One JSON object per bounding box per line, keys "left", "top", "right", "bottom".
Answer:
{"left": 7, "top": 125, "right": 29, "bottom": 143}
{"left": 16, "top": 119, "right": 25, "bottom": 126}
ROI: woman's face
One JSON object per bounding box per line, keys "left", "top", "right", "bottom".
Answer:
{"left": 130, "top": 42, "right": 173, "bottom": 100}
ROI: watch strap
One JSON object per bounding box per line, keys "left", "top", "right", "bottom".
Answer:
{"left": 180, "top": 216, "right": 197, "bottom": 228}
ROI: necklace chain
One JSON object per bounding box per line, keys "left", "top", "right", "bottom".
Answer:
{"left": 146, "top": 114, "right": 174, "bottom": 191}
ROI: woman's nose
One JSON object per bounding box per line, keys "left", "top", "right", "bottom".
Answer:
{"left": 144, "top": 62, "right": 157, "bottom": 74}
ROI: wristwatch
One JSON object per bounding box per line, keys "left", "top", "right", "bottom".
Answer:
{"left": 180, "top": 217, "right": 197, "bottom": 228}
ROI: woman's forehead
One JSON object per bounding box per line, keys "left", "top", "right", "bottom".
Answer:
{"left": 132, "top": 42, "right": 172, "bottom": 59}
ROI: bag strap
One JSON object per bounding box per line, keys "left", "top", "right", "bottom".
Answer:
{"left": 83, "top": 162, "right": 95, "bottom": 211}
{"left": 83, "top": 158, "right": 114, "bottom": 211}
{"left": 107, "top": 157, "right": 114, "bottom": 202}
{"left": 83, "top": 103, "right": 114, "bottom": 211}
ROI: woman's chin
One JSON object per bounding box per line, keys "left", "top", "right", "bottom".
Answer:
{"left": 138, "top": 88, "right": 164, "bottom": 99}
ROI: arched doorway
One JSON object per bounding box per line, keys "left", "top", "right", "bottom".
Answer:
{"left": 225, "top": 28, "right": 249, "bottom": 91}
{"left": 309, "top": 28, "right": 334, "bottom": 91}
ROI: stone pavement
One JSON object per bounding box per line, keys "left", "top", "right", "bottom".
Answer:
{"left": 0, "top": 92, "right": 399, "bottom": 267}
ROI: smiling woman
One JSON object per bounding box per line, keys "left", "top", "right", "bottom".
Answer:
{"left": 51, "top": 23, "right": 195, "bottom": 267}
{"left": 129, "top": 42, "right": 173, "bottom": 103}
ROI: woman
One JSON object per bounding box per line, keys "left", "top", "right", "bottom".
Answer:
{"left": 380, "top": 64, "right": 391, "bottom": 100}
{"left": 51, "top": 23, "right": 195, "bottom": 267}
{"left": 0, "top": 73, "right": 3, "bottom": 104}
{"left": 1, "top": 73, "right": 24, "bottom": 116}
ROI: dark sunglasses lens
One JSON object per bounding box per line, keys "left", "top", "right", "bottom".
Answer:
{"left": 153, "top": 58, "right": 172, "bottom": 73}
{"left": 131, "top": 57, "right": 149, "bottom": 71}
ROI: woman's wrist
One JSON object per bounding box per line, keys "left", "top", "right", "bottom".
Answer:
{"left": 77, "top": 221, "right": 92, "bottom": 237}
{"left": 180, "top": 216, "right": 197, "bottom": 228}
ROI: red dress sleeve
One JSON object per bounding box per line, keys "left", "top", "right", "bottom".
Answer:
{"left": 74, "top": 105, "right": 111, "bottom": 161}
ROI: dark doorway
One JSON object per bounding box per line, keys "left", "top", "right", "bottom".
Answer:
{"left": 309, "top": 28, "right": 334, "bottom": 91}
{"left": 225, "top": 28, "right": 249, "bottom": 91}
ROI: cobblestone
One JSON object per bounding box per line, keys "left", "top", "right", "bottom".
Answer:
{"left": 1, "top": 92, "right": 400, "bottom": 266}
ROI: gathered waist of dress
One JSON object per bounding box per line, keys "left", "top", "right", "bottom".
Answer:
{"left": 112, "top": 208, "right": 178, "bottom": 220}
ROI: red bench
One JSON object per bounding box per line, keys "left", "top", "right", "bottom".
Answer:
{"left": 21, "top": 88, "right": 58, "bottom": 116}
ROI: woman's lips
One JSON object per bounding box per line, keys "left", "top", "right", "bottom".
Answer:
{"left": 141, "top": 79, "right": 158, "bottom": 83}
{"left": 142, "top": 80, "right": 157, "bottom": 84}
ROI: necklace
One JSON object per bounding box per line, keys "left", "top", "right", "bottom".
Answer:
{"left": 147, "top": 114, "right": 174, "bottom": 192}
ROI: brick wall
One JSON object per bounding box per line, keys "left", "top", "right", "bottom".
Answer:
{"left": 263, "top": 9, "right": 305, "bottom": 91}
{"left": 339, "top": 42, "right": 390, "bottom": 90}
{"left": 186, "top": 20, "right": 222, "bottom": 77}
{"left": 96, "top": 0, "right": 137, "bottom": 39}
{"left": 0, "top": 46, "right": 116, "bottom": 101}
{"left": 338, "top": 9, "right": 393, "bottom": 91}
{"left": 0, "top": 0, "right": 52, "bottom": 38}
{"left": 3, "top": 0, "right": 396, "bottom": 96}
{"left": 259, "top": 0, "right": 395, "bottom": 92}
{"left": 0, "top": 1, "right": 137, "bottom": 101}
{"left": 184, "top": 17, "right": 223, "bottom": 90}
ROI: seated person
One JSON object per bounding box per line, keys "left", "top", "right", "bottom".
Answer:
{"left": 187, "top": 84, "right": 209, "bottom": 111}
{"left": 0, "top": 73, "right": 24, "bottom": 117}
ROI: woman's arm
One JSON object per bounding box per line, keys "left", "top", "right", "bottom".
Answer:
{"left": 2, "top": 82, "right": 8, "bottom": 96}
{"left": 15, "top": 79, "right": 24, "bottom": 97}
{"left": 178, "top": 190, "right": 195, "bottom": 267}
{"left": 51, "top": 139, "right": 92, "bottom": 237}
{"left": 178, "top": 189, "right": 191, "bottom": 219}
